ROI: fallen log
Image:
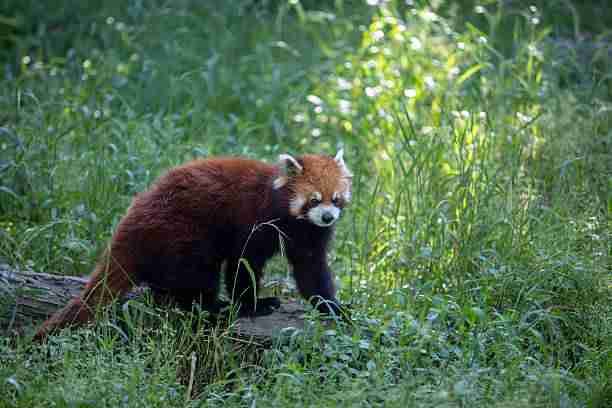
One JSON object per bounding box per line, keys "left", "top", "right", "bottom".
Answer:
{"left": 0, "top": 263, "right": 307, "bottom": 343}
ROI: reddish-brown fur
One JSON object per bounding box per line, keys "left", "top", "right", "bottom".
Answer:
{"left": 34, "top": 154, "right": 348, "bottom": 341}
{"left": 291, "top": 154, "right": 350, "bottom": 206}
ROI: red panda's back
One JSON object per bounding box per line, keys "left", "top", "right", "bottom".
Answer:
{"left": 123, "top": 157, "right": 280, "bottom": 234}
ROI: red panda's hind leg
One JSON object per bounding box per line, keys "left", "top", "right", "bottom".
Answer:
{"left": 145, "top": 255, "right": 226, "bottom": 314}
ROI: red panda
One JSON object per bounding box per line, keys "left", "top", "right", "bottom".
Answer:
{"left": 33, "top": 151, "right": 352, "bottom": 341}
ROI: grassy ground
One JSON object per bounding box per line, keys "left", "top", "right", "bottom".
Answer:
{"left": 1, "top": 0, "right": 610, "bottom": 406}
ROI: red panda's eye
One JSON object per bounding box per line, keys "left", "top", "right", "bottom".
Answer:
{"left": 310, "top": 197, "right": 321, "bottom": 206}
{"left": 332, "top": 197, "right": 339, "bottom": 205}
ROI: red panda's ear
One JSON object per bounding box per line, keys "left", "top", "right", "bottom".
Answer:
{"left": 334, "top": 149, "right": 353, "bottom": 179}
{"left": 273, "top": 154, "right": 303, "bottom": 189}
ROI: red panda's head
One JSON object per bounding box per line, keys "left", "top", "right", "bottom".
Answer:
{"left": 273, "top": 150, "right": 352, "bottom": 227}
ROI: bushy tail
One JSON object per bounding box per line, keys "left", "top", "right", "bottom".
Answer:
{"left": 33, "top": 251, "right": 135, "bottom": 342}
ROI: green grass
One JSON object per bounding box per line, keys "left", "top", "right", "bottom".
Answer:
{"left": 1, "top": 0, "right": 610, "bottom": 406}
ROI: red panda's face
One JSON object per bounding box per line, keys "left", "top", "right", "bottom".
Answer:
{"left": 274, "top": 150, "right": 352, "bottom": 227}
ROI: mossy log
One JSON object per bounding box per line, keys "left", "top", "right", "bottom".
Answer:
{"left": 0, "top": 263, "right": 307, "bottom": 343}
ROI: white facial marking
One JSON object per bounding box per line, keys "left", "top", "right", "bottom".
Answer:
{"left": 289, "top": 193, "right": 306, "bottom": 216}
{"left": 333, "top": 186, "right": 351, "bottom": 203}
{"left": 311, "top": 191, "right": 322, "bottom": 201}
{"left": 307, "top": 204, "right": 341, "bottom": 227}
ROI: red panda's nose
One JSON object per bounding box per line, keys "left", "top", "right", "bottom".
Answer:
{"left": 321, "top": 212, "right": 335, "bottom": 224}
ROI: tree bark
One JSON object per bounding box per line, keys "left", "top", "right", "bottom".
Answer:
{"left": 0, "top": 263, "right": 307, "bottom": 343}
